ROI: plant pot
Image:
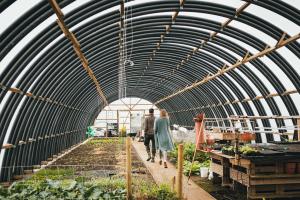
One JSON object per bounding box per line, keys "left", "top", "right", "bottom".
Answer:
{"left": 206, "top": 139, "right": 215, "bottom": 145}
{"left": 240, "top": 132, "right": 252, "bottom": 141}
{"left": 206, "top": 147, "right": 213, "bottom": 152}
{"left": 200, "top": 167, "right": 209, "bottom": 178}
{"left": 285, "top": 162, "right": 296, "bottom": 174}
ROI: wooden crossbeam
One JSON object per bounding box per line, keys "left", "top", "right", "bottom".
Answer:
{"left": 48, "top": 0, "right": 108, "bottom": 106}
{"left": 167, "top": 88, "right": 298, "bottom": 114}
{"left": 155, "top": 33, "right": 300, "bottom": 104}
{"left": 56, "top": 18, "right": 70, "bottom": 38}
{"left": 2, "top": 83, "right": 84, "bottom": 111}
{"left": 2, "top": 144, "right": 14, "bottom": 149}
{"left": 235, "top": 2, "right": 251, "bottom": 17}
{"left": 180, "top": 0, "right": 186, "bottom": 8}
{"left": 276, "top": 32, "right": 287, "bottom": 47}
{"left": 282, "top": 89, "right": 298, "bottom": 96}
{"left": 172, "top": 11, "right": 179, "bottom": 22}
{"left": 8, "top": 87, "right": 21, "bottom": 94}
{"left": 48, "top": 0, "right": 64, "bottom": 19}
{"left": 148, "top": 1, "right": 254, "bottom": 97}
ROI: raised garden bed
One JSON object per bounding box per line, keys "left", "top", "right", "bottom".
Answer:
{"left": 1, "top": 138, "right": 178, "bottom": 199}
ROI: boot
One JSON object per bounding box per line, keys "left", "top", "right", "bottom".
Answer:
{"left": 164, "top": 162, "right": 168, "bottom": 168}
{"left": 151, "top": 151, "right": 156, "bottom": 163}
{"left": 146, "top": 150, "right": 151, "bottom": 161}
{"left": 159, "top": 151, "right": 163, "bottom": 165}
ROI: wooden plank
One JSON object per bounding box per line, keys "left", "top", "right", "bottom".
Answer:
{"left": 177, "top": 144, "right": 184, "bottom": 199}
{"left": 298, "top": 119, "right": 300, "bottom": 141}
{"left": 211, "top": 162, "right": 223, "bottom": 176}
{"left": 172, "top": 11, "right": 179, "bottom": 22}
{"left": 235, "top": 2, "right": 251, "bottom": 16}
{"left": 180, "top": 0, "right": 185, "bottom": 8}
{"left": 154, "top": 32, "right": 300, "bottom": 105}
{"left": 250, "top": 177, "right": 300, "bottom": 185}
{"left": 126, "top": 137, "right": 132, "bottom": 199}
{"left": 282, "top": 89, "right": 298, "bottom": 96}
{"left": 222, "top": 158, "right": 231, "bottom": 185}
{"left": 249, "top": 193, "right": 300, "bottom": 199}
{"left": 56, "top": 18, "right": 70, "bottom": 38}
{"left": 49, "top": 0, "right": 64, "bottom": 19}
{"left": 8, "top": 87, "right": 22, "bottom": 94}
{"left": 2, "top": 143, "right": 14, "bottom": 149}
{"left": 230, "top": 168, "right": 249, "bottom": 186}
{"left": 276, "top": 32, "right": 287, "bottom": 47}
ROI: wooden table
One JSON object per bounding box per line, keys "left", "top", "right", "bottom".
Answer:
{"left": 208, "top": 150, "right": 300, "bottom": 199}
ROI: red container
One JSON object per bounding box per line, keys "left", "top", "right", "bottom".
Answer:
{"left": 285, "top": 163, "right": 296, "bottom": 174}
{"left": 206, "top": 134, "right": 215, "bottom": 145}
{"left": 240, "top": 132, "right": 252, "bottom": 141}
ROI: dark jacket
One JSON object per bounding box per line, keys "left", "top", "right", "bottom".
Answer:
{"left": 144, "top": 114, "right": 155, "bottom": 135}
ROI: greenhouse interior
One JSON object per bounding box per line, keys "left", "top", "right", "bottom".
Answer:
{"left": 0, "top": 0, "right": 299, "bottom": 199}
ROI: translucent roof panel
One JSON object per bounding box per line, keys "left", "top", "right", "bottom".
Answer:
{"left": 0, "top": 0, "right": 299, "bottom": 181}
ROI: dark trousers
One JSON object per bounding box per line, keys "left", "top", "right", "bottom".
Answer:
{"left": 144, "top": 134, "right": 156, "bottom": 155}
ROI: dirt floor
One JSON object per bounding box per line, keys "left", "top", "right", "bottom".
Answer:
{"left": 50, "top": 138, "right": 154, "bottom": 182}
{"left": 191, "top": 176, "right": 247, "bottom": 200}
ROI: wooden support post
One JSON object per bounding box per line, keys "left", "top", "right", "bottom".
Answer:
{"left": 126, "top": 137, "right": 132, "bottom": 200}
{"left": 176, "top": 144, "right": 184, "bottom": 199}
{"left": 297, "top": 119, "right": 300, "bottom": 141}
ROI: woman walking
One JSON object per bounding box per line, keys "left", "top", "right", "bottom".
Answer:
{"left": 154, "top": 109, "right": 174, "bottom": 168}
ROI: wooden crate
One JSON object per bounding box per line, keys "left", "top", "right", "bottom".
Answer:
{"left": 208, "top": 151, "right": 300, "bottom": 199}
{"left": 210, "top": 132, "right": 255, "bottom": 141}
{"left": 211, "top": 162, "right": 223, "bottom": 176}
{"left": 230, "top": 168, "right": 249, "bottom": 186}
{"left": 248, "top": 184, "right": 300, "bottom": 199}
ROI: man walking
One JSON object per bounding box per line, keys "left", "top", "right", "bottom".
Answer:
{"left": 144, "top": 108, "right": 156, "bottom": 162}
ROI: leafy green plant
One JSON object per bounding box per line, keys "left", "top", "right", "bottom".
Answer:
{"left": 134, "top": 180, "right": 178, "bottom": 200}
{"left": 88, "top": 138, "right": 123, "bottom": 145}
{"left": 169, "top": 143, "right": 209, "bottom": 164}
{"left": 0, "top": 179, "right": 126, "bottom": 199}
{"left": 240, "top": 145, "right": 259, "bottom": 156}
{"left": 29, "top": 168, "right": 74, "bottom": 181}
{"left": 200, "top": 160, "right": 211, "bottom": 168}
{"left": 0, "top": 178, "right": 177, "bottom": 200}
{"left": 221, "top": 146, "right": 235, "bottom": 156}
{"left": 183, "top": 160, "right": 201, "bottom": 176}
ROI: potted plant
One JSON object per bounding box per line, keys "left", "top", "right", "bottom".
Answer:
{"left": 199, "top": 160, "right": 210, "bottom": 178}
{"left": 221, "top": 146, "right": 234, "bottom": 156}
{"left": 240, "top": 145, "right": 260, "bottom": 156}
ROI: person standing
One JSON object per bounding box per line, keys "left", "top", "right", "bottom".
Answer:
{"left": 144, "top": 108, "right": 156, "bottom": 162}
{"left": 154, "top": 109, "right": 174, "bottom": 168}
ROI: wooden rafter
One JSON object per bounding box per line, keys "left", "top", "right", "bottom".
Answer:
{"left": 155, "top": 32, "right": 300, "bottom": 105}
{"left": 48, "top": 0, "right": 108, "bottom": 106}
{"left": 168, "top": 89, "right": 299, "bottom": 114}
{"left": 146, "top": 1, "right": 253, "bottom": 96}
{"left": 136, "top": 0, "right": 184, "bottom": 84}
{"left": 0, "top": 83, "right": 85, "bottom": 112}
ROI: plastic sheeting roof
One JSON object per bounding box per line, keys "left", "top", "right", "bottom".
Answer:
{"left": 0, "top": 0, "right": 299, "bottom": 180}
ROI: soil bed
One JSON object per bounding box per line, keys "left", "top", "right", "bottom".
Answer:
{"left": 191, "top": 176, "right": 246, "bottom": 200}
{"left": 50, "top": 138, "right": 154, "bottom": 182}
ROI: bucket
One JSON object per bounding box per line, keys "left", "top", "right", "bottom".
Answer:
{"left": 200, "top": 167, "right": 209, "bottom": 178}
